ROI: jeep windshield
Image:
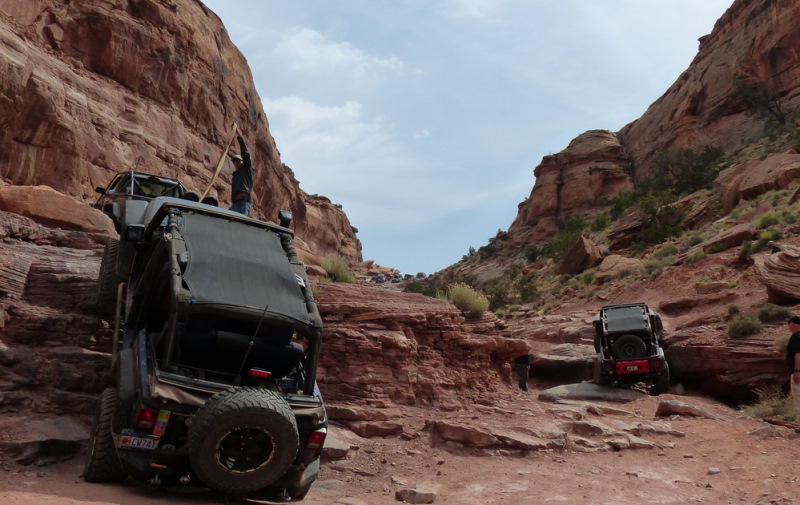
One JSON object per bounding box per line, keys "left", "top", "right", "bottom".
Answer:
{"left": 106, "top": 171, "right": 184, "bottom": 199}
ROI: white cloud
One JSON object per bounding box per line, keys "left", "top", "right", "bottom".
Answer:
{"left": 273, "top": 27, "right": 413, "bottom": 79}
{"left": 263, "top": 95, "right": 407, "bottom": 193}
{"left": 413, "top": 129, "right": 431, "bottom": 139}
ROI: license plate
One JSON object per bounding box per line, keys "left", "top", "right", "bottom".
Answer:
{"left": 120, "top": 430, "right": 160, "bottom": 451}
{"left": 626, "top": 365, "right": 639, "bottom": 372}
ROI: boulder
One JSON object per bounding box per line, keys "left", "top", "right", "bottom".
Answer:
{"left": 753, "top": 245, "right": 800, "bottom": 303}
{"left": 594, "top": 255, "right": 643, "bottom": 285}
{"left": 0, "top": 185, "right": 115, "bottom": 235}
{"left": 558, "top": 233, "right": 604, "bottom": 275}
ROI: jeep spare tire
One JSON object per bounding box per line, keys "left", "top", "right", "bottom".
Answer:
{"left": 188, "top": 387, "right": 299, "bottom": 494}
{"left": 612, "top": 334, "right": 647, "bottom": 359}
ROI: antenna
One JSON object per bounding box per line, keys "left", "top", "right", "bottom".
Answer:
{"left": 235, "top": 304, "right": 269, "bottom": 385}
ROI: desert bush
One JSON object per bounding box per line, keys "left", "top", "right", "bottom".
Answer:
{"left": 757, "top": 303, "right": 792, "bottom": 323}
{"left": 686, "top": 249, "right": 707, "bottom": 264}
{"left": 524, "top": 243, "right": 542, "bottom": 263}
{"left": 758, "top": 229, "right": 782, "bottom": 242}
{"left": 648, "top": 145, "right": 726, "bottom": 196}
{"left": 580, "top": 268, "right": 597, "bottom": 286}
{"left": 728, "top": 304, "right": 741, "bottom": 316}
{"left": 754, "top": 212, "right": 780, "bottom": 229}
{"left": 516, "top": 275, "right": 539, "bottom": 303}
{"left": 742, "top": 384, "right": 796, "bottom": 422}
{"left": 449, "top": 283, "right": 489, "bottom": 319}
{"left": 484, "top": 281, "right": 509, "bottom": 311}
{"left": 728, "top": 313, "right": 763, "bottom": 338}
{"left": 738, "top": 241, "right": 755, "bottom": 262}
{"left": 589, "top": 213, "right": 609, "bottom": 232}
{"left": 706, "top": 242, "right": 729, "bottom": 254}
{"left": 653, "top": 242, "right": 678, "bottom": 260}
{"left": 321, "top": 255, "right": 355, "bottom": 283}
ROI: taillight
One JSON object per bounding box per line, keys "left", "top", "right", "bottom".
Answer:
{"left": 136, "top": 408, "right": 159, "bottom": 432}
{"left": 249, "top": 368, "right": 273, "bottom": 379}
{"left": 306, "top": 428, "right": 327, "bottom": 451}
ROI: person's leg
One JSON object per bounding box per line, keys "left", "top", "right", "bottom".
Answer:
{"left": 229, "top": 200, "right": 251, "bottom": 216}
{"left": 791, "top": 377, "right": 800, "bottom": 420}
{"left": 515, "top": 364, "right": 529, "bottom": 392}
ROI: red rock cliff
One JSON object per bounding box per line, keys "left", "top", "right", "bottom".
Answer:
{"left": 511, "top": 0, "right": 800, "bottom": 240}
{"left": 0, "top": 0, "right": 361, "bottom": 263}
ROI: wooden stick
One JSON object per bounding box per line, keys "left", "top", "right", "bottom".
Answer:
{"left": 201, "top": 123, "right": 238, "bottom": 200}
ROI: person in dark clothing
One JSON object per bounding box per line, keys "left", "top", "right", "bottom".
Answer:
{"left": 229, "top": 134, "right": 254, "bottom": 216}
{"left": 514, "top": 354, "right": 531, "bottom": 392}
{"left": 786, "top": 315, "right": 800, "bottom": 421}
{"left": 769, "top": 241, "right": 782, "bottom": 254}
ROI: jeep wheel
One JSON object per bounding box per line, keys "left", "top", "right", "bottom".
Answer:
{"left": 83, "top": 388, "right": 127, "bottom": 483}
{"left": 96, "top": 239, "right": 125, "bottom": 314}
{"left": 652, "top": 362, "right": 671, "bottom": 396}
{"left": 593, "top": 359, "right": 611, "bottom": 387}
{"left": 188, "top": 387, "right": 299, "bottom": 494}
{"left": 612, "top": 334, "right": 647, "bottom": 359}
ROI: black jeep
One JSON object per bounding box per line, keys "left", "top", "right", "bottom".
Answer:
{"left": 84, "top": 197, "right": 327, "bottom": 501}
{"left": 592, "top": 303, "right": 670, "bottom": 395}
{"left": 93, "top": 171, "right": 187, "bottom": 314}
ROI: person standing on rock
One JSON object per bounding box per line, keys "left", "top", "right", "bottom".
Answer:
{"left": 786, "top": 315, "right": 800, "bottom": 421}
{"left": 514, "top": 353, "right": 531, "bottom": 392}
{"left": 229, "top": 133, "right": 254, "bottom": 216}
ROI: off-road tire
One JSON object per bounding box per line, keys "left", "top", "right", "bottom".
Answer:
{"left": 188, "top": 387, "right": 299, "bottom": 494}
{"left": 83, "top": 388, "right": 127, "bottom": 483}
{"left": 96, "top": 239, "right": 125, "bottom": 314}
{"left": 612, "top": 334, "right": 648, "bottom": 359}
{"left": 652, "top": 362, "right": 671, "bottom": 396}
{"left": 593, "top": 359, "right": 611, "bottom": 387}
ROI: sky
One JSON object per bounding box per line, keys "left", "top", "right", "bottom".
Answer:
{"left": 202, "top": 0, "right": 732, "bottom": 276}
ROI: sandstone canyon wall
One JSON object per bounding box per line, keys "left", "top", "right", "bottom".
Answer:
{"left": 0, "top": 0, "right": 361, "bottom": 263}
{"left": 511, "top": 0, "right": 800, "bottom": 241}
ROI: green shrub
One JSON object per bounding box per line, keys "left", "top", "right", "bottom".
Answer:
{"left": 686, "top": 249, "right": 707, "bottom": 264}
{"left": 516, "top": 275, "right": 539, "bottom": 303}
{"left": 524, "top": 243, "right": 541, "bottom": 263}
{"left": 754, "top": 212, "right": 780, "bottom": 229}
{"left": 728, "top": 313, "right": 763, "bottom": 339}
{"left": 758, "top": 229, "right": 782, "bottom": 242}
{"left": 652, "top": 242, "right": 678, "bottom": 260}
{"left": 728, "top": 207, "right": 745, "bottom": 220}
{"left": 757, "top": 303, "right": 792, "bottom": 323}
{"left": 589, "top": 213, "right": 609, "bottom": 232}
{"left": 706, "top": 242, "right": 728, "bottom": 254}
{"left": 484, "top": 282, "right": 509, "bottom": 311}
{"left": 580, "top": 269, "right": 597, "bottom": 286}
{"left": 738, "top": 241, "right": 755, "bottom": 262}
{"left": 449, "top": 283, "right": 489, "bottom": 319}
{"left": 728, "top": 304, "right": 740, "bottom": 316}
{"left": 742, "top": 384, "right": 796, "bottom": 422}
{"left": 321, "top": 255, "right": 355, "bottom": 283}
{"left": 404, "top": 282, "right": 441, "bottom": 298}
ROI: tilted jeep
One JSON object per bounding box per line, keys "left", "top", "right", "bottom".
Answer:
{"left": 84, "top": 197, "right": 327, "bottom": 500}
{"left": 592, "top": 303, "right": 670, "bottom": 395}
{"left": 93, "top": 171, "right": 187, "bottom": 314}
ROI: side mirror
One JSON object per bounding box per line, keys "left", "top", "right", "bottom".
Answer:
{"left": 95, "top": 187, "right": 106, "bottom": 195}
{"left": 278, "top": 210, "right": 292, "bottom": 228}
{"left": 125, "top": 224, "right": 145, "bottom": 242}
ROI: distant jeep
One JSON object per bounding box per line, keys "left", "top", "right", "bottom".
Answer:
{"left": 83, "top": 197, "right": 327, "bottom": 501}
{"left": 93, "top": 171, "right": 187, "bottom": 313}
{"left": 592, "top": 303, "right": 669, "bottom": 395}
